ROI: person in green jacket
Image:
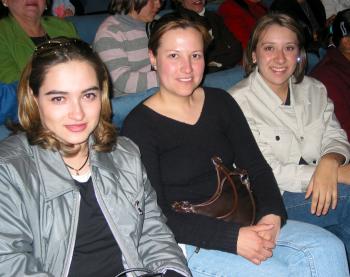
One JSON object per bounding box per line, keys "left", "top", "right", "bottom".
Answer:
{"left": 0, "top": 0, "right": 78, "bottom": 83}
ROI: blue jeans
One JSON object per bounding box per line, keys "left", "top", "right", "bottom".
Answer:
{"left": 185, "top": 220, "right": 349, "bottom": 277}
{"left": 283, "top": 184, "right": 350, "bottom": 263}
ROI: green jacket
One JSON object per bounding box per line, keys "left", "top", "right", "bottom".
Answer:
{"left": 0, "top": 15, "right": 78, "bottom": 83}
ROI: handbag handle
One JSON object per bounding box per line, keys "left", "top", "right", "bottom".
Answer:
{"left": 172, "top": 156, "right": 256, "bottom": 226}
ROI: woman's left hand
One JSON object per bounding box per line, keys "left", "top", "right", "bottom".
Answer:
{"left": 305, "top": 154, "right": 340, "bottom": 216}
{"left": 257, "top": 214, "right": 281, "bottom": 243}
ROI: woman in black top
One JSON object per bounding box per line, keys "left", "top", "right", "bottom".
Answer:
{"left": 122, "top": 12, "right": 349, "bottom": 277}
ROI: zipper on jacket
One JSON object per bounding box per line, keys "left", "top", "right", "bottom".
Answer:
{"left": 91, "top": 177, "right": 136, "bottom": 273}
{"left": 62, "top": 191, "right": 81, "bottom": 277}
{"left": 135, "top": 200, "right": 143, "bottom": 215}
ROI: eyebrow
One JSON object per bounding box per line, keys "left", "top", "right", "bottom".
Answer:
{"left": 164, "top": 49, "right": 204, "bottom": 52}
{"left": 44, "top": 86, "right": 100, "bottom": 96}
{"left": 260, "top": 42, "right": 298, "bottom": 45}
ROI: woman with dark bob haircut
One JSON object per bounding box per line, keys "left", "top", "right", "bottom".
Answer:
{"left": 123, "top": 13, "right": 349, "bottom": 276}
{"left": 0, "top": 37, "right": 191, "bottom": 277}
{"left": 230, "top": 13, "right": 350, "bottom": 265}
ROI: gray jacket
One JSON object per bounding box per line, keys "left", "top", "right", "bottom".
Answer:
{"left": 0, "top": 134, "right": 191, "bottom": 277}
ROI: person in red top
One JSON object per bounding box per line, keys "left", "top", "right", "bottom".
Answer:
{"left": 218, "top": 0, "right": 267, "bottom": 49}
{"left": 310, "top": 9, "right": 350, "bottom": 139}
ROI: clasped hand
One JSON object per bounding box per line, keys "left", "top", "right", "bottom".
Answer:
{"left": 237, "top": 214, "right": 281, "bottom": 265}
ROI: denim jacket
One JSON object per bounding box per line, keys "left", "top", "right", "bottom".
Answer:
{"left": 0, "top": 134, "right": 190, "bottom": 277}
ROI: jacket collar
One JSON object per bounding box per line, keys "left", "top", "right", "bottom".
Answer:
{"left": 249, "top": 68, "right": 310, "bottom": 132}
{"left": 33, "top": 144, "right": 76, "bottom": 200}
{"left": 250, "top": 68, "right": 309, "bottom": 110}
{"left": 30, "top": 135, "right": 119, "bottom": 201}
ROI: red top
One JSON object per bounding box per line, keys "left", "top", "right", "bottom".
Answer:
{"left": 218, "top": 0, "right": 267, "bottom": 49}
{"left": 310, "top": 48, "right": 350, "bottom": 139}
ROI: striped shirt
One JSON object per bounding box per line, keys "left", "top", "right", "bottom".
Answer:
{"left": 94, "top": 14, "right": 158, "bottom": 97}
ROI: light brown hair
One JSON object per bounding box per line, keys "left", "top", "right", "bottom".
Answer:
{"left": 244, "top": 13, "right": 307, "bottom": 83}
{"left": 17, "top": 37, "right": 117, "bottom": 156}
{"left": 148, "top": 12, "right": 212, "bottom": 56}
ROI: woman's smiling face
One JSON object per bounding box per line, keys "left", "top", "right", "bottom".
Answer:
{"left": 149, "top": 27, "right": 205, "bottom": 98}
{"left": 182, "top": 0, "right": 205, "bottom": 13}
{"left": 35, "top": 60, "right": 102, "bottom": 148}
{"left": 253, "top": 24, "right": 300, "bottom": 94}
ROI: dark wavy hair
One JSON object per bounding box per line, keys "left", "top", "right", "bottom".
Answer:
{"left": 17, "top": 37, "right": 117, "bottom": 156}
{"left": 108, "top": 0, "right": 149, "bottom": 14}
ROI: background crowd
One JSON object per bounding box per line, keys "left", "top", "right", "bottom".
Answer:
{"left": 1, "top": 0, "right": 350, "bottom": 276}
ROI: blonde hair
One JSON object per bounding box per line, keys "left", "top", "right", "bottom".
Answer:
{"left": 17, "top": 37, "right": 117, "bottom": 156}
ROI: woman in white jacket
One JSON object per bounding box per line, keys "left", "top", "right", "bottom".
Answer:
{"left": 230, "top": 13, "right": 350, "bottom": 263}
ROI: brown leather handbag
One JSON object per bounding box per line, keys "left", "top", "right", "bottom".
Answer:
{"left": 171, "top": 156, "right": 256, "bottom": 226}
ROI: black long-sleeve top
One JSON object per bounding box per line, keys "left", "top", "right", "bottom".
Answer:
{"left": 122, "top": 88, "right": 287, "bottom": 254}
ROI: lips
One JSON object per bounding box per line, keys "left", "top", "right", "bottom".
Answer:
{"left": 192, "top": 0, "right": 203, "bottom": 5}
{"left": 26, "top": 2, "right": 38, "bottom": 6}
{"left": 179, "top": 77, "right": 193, "bottom": 81}
{"left": 65, "top": 124, "right": 87, "bottom": 132}
{"left": 26, "top": 0, "right": 39, "bottom": 4}
{"left": 271, "top": 66, "right": 287, "bottom": 73}
{"left": 25, "top": 4, "right": 39, "bottom": 9}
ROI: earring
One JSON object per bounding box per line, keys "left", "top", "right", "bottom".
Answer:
{"left": 151, "top": 64, "right": 157, "bottom": 71}
{"left": 2, "top": 0, "right": 8, "bottom": 7}
{"left": 296, "top": 56, "right": 302, "bottom": 63}
{"left": 252, "top": 58, "right": 257, "bottom": 64}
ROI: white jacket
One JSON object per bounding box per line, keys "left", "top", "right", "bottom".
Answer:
{"left": 229, "top": 69, "right": 350, "bottom": 193}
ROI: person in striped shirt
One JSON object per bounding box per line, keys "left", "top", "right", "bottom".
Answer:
{"left": 94, "top": 0, "right": 162, "bottom": 97}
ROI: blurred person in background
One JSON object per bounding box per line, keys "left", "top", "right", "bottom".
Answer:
{"left": 172, "top": 0, "right": 243, "bottom": 73}
{"left": 321, "top": 0, "right": 350, "bottom": 23}
{"left": 0, "top": 0, "right": 78, "bottom": 83}
{"left": 311, "top": 9, "right": 350, "bottom": 139}
{"left": 218, "top": 0, "right": 267, "bottom": 49}
{"left": 51, "top": 0, "right": 75, "bottom": 17}
{"left": 94, "top": 0, "right": 162, "bottom": 97}
{"left": 270, "top": 0, "right": 328, "bottom": 53}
